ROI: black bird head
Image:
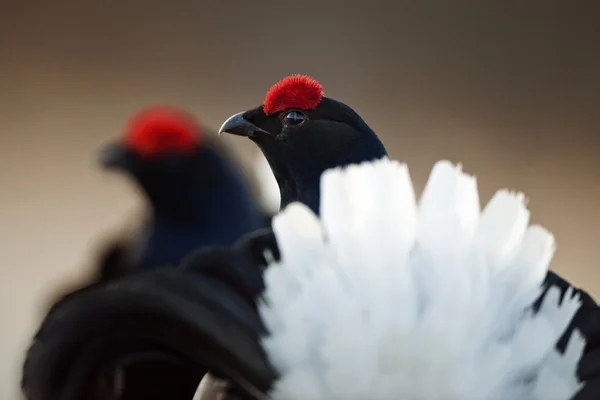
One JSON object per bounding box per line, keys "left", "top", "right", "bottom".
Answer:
{"left": 97, "top": 105, "right": 267, "bottom": 270}
{"left": 99, "top": 106, "right": 263, "bottom": 228}
{"left": 101, "top": 106, "right": 203, "bottom": 191}
{"left": 218, "top": 75, "right": 388, "bottom": 214}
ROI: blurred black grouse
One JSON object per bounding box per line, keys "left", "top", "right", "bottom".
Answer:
{"left": 39, "top": 106, "right": 268, "bottom": 400}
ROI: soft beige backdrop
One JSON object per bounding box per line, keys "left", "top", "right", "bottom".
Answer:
{"left": 1, "top": 2, "right": 599, "bottom": 398}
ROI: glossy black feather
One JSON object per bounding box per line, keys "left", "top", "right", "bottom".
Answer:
{"left": 22, "top": 244, "right": 276, "bottom": 400}
{"left": 534, "top": 271, "right": 600, "bottom": 399}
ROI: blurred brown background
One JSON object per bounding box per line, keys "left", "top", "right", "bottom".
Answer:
{"left": 1, "top": 1, "right": 599, "bottom": 398}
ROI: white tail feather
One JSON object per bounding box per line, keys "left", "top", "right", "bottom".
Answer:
{"left": 259, "top": 158, "right": 585, "bottom": 400}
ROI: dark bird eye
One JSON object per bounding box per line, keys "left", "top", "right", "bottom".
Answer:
{"left": 282, "top": 110, "right": 306, "bottom": 126}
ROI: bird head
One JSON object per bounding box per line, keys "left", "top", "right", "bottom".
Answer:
{"left": 101, "top": 106, "right": 203, "bottom": 179}
{"left": 218, "top": 75, "right": 388, "bottom": 212}
{"left": 99, "top": 106, "right": 220, "bottom": 213}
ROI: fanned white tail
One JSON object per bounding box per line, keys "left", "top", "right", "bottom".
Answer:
{"left": 259, "top": 158, "right": 585, "bottom": 400}
{"left": 252, "top": 151, "right": 281, "bottom": 215}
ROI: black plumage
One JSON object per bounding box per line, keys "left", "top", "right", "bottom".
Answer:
{"left": 21, "top": 233, "right": 276, "bottom": 400}
{"left": 37, "top": 106, "right": 269, "bottom": 399}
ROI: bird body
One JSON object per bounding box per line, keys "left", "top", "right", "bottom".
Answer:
{"left": 124, "top": 141, "right": 264, "bottom": 269}
{"left": 213, "top": 74, "right": 600, "bottom": 398}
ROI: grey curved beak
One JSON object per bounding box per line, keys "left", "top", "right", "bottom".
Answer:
{"left": 100, "top": 142, "right": 130, "bottom": 169}
{"left": 218, "top": 112, "right": 270, "bottom": 138}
